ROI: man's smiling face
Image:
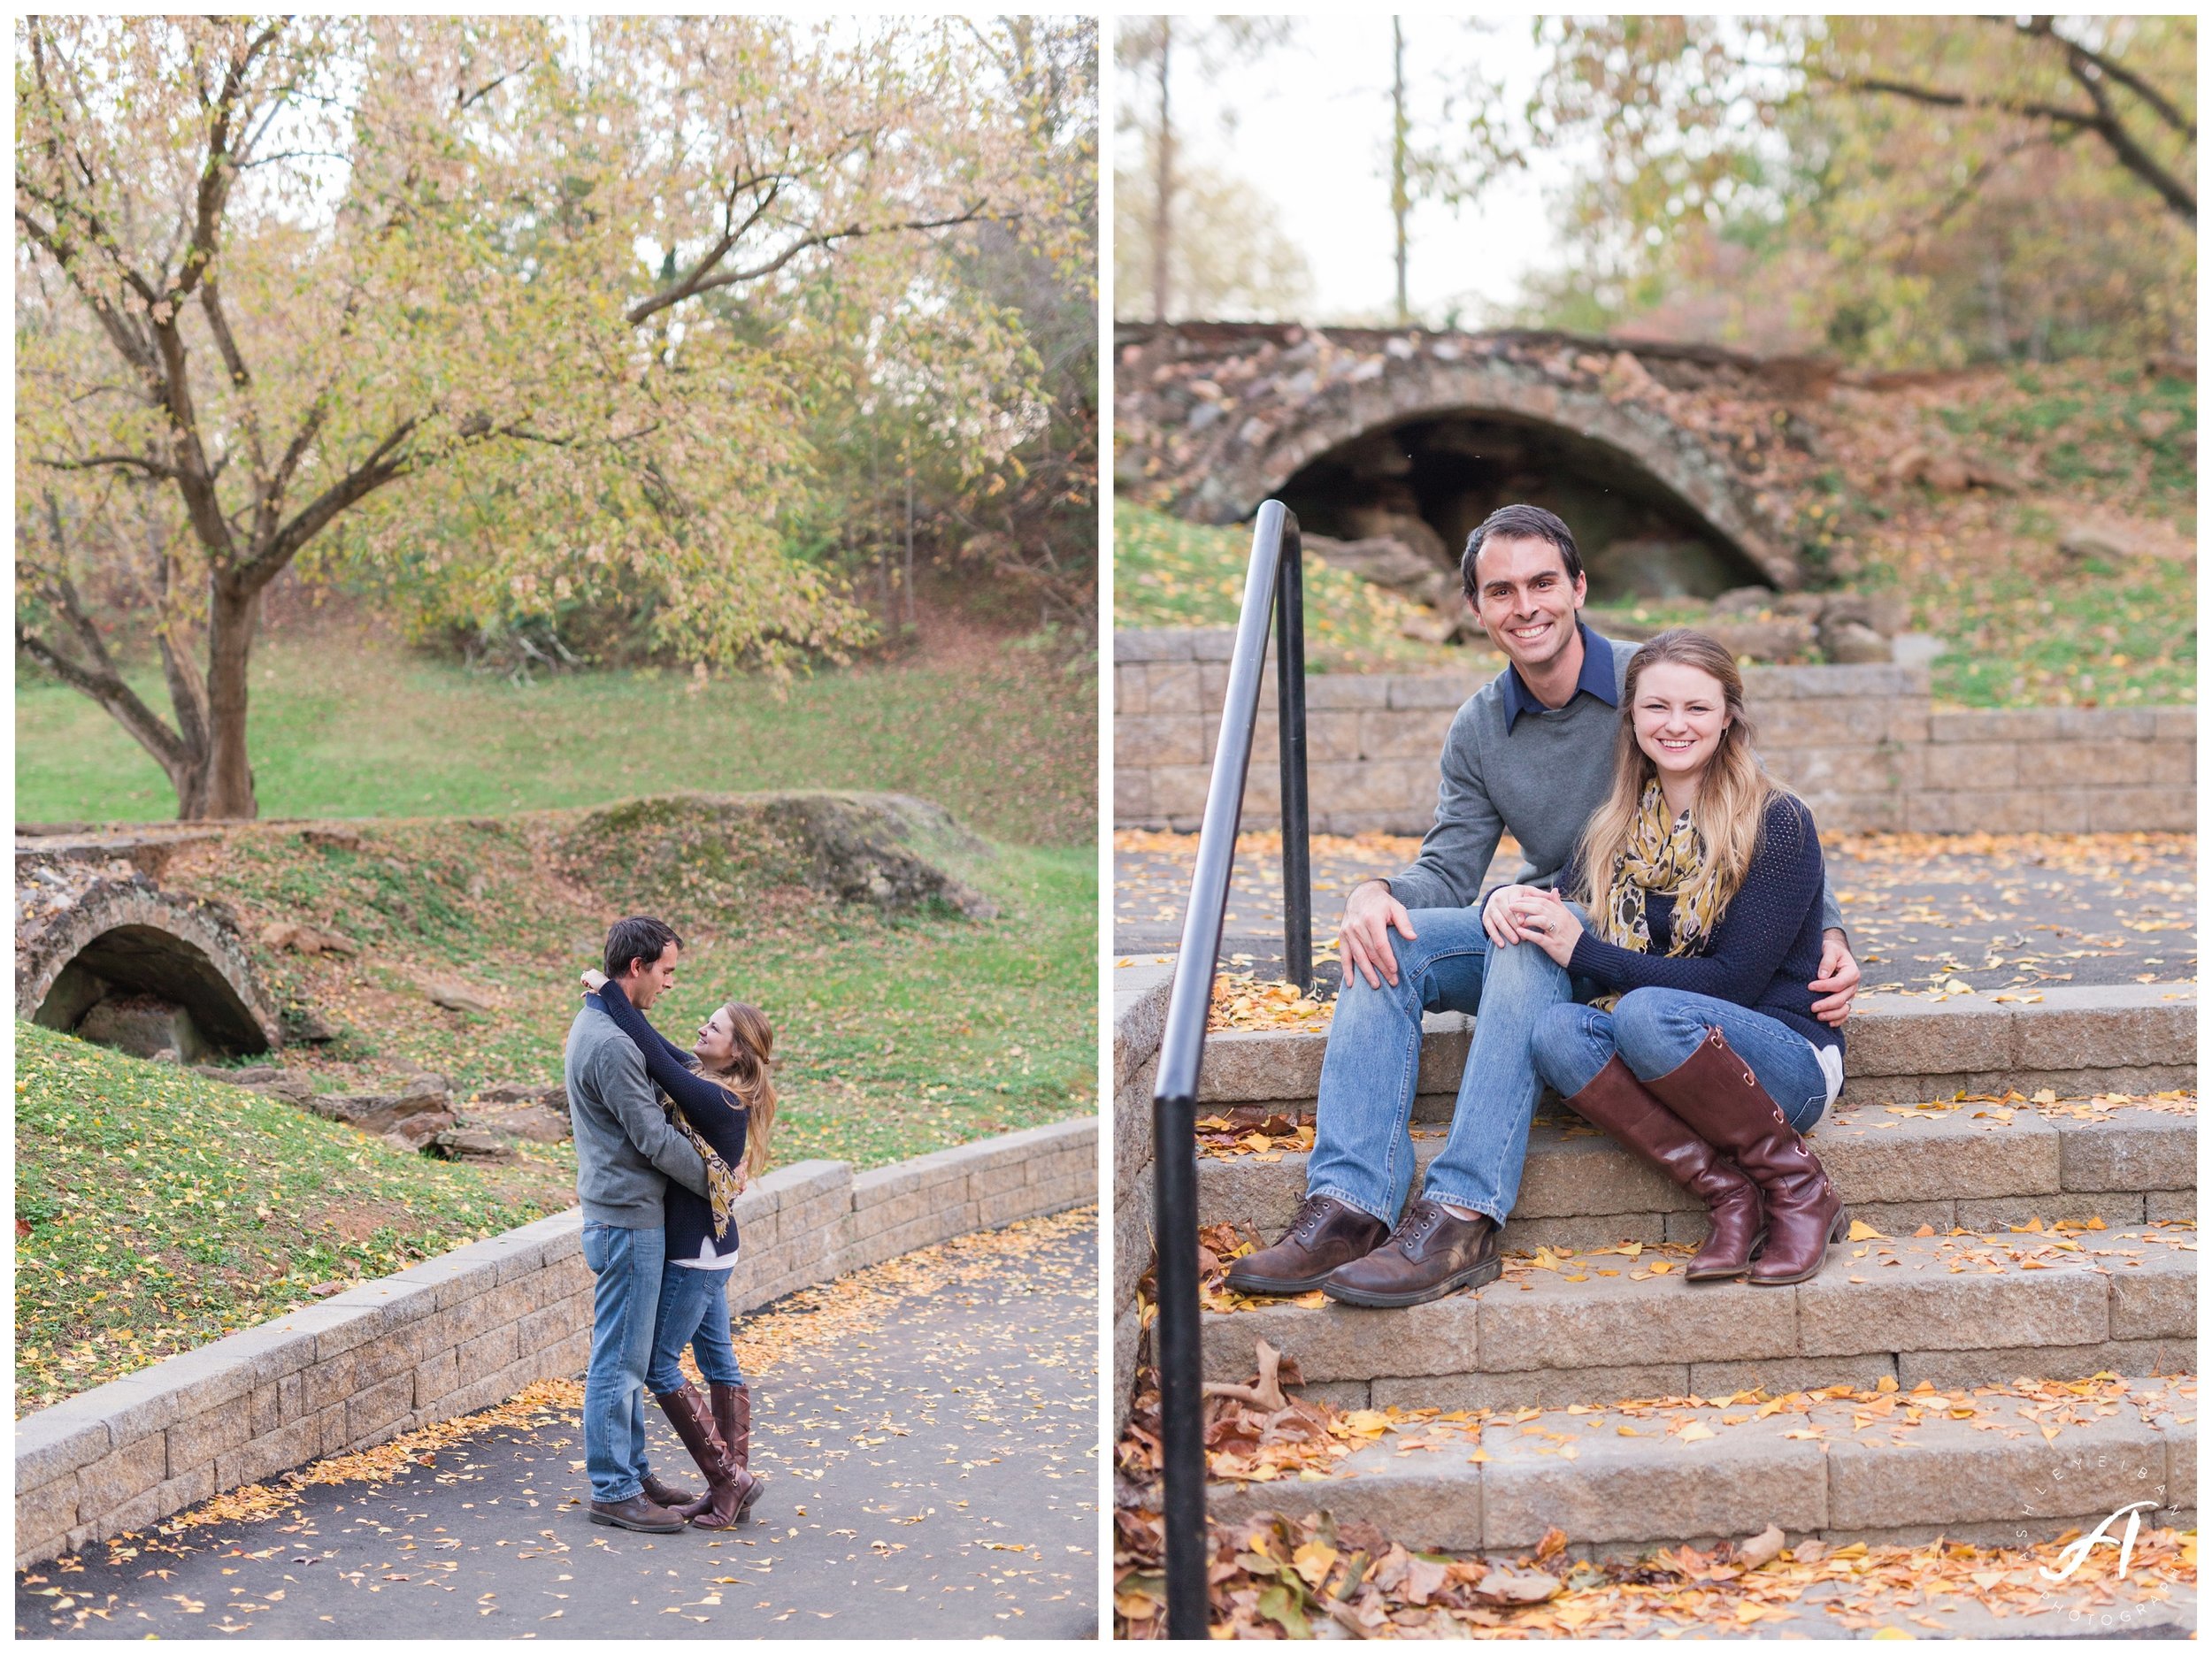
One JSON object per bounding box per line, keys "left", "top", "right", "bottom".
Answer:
{"left": 1471, "top": 532, "right": 1586, "bottom": 673}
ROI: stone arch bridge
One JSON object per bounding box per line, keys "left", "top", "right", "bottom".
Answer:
{"left": 17, "top": 833, "right": 282, "bottom": 1061}
{"left": 1116, "top": 322, "right": 1839, "bottom": 601}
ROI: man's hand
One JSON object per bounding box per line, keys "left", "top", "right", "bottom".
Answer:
{"left": 1340, "top": 879, "right": 1417, "bottom": 990}
{"left": 1809, "top": 929, "right": 1860, "bottom": 1026}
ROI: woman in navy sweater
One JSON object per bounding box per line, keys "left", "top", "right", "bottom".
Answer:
{"left": 1505, "top": 630, "right": 1848, "bottom": 1285}
{"left": 583, "top": 969, "right": 775, "bottom": 1526}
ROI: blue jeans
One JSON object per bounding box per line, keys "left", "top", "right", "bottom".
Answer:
{"left": 580, "top": 1221, "right": 666, "bottom": 1506}
{"left": 1305, "top": 905, "right": 1597, "bottom": 1228}
{"left": 1530, "top": 987, "right": 1831, "bottom": 1134}
{"left": 645, "top": 1264, "right": 748, "bottom": 1393}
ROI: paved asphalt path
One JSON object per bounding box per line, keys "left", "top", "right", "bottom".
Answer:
{"left": 19, "top": 1216, "right": 1099, "bottom": 1641}
{"left": 1115, "top": 829, "right": 2194, "bottom": 996}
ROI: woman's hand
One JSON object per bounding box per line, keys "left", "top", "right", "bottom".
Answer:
{"left": 580, "top": 968, "right": 608, "bottom": 995}
{"left": 1481, "top": 884, "right": 1548, "bottom": 948}
{"left": 1509, "top": 887, "right": 1583, "bottom": 968}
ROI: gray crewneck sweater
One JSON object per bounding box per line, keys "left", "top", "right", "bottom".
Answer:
{"left": 565, "top": 1003, "right": 711, "bottom": 1228}
{"left": 1385, "top": 627, "right": 1844, "bottom": 936}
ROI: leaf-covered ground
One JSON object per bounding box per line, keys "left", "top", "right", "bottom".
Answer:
{"left": 1114, "top": 829, "right": 2196, "bottom": 1001}
{"left": 15, "top": 627, "right": 1097, "bottom": 847}
{"left": 14, "top": 1024, "right": 575, "bottom": 1415}
{"left": 18, "top": 1208, "right": 1099, "bottom": 1639}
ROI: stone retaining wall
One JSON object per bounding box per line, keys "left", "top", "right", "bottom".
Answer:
{"left": 1112, "top": 965, "right": 1175, "bottom": 1439}
{"left": 1114, "top": 629, "right": 2194, "bottom": 837}
{"left": 16, "top": 1117, "right": 1096, "bottom": 1568}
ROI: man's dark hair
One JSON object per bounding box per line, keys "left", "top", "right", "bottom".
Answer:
{"left": 1461, "top": 503, "right": 1584, "bottom": 601}
{"left": 603, "top": 916, "right": 682, "bottom": 980}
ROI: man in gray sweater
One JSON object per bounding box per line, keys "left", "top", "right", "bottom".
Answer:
{"left": 1227, "top": 504, "right": 1861, "bottom": 1306}
{"left": 565, "top": 915, "right": 713, "bottom": 1530}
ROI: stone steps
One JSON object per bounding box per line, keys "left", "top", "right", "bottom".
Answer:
{"left": 1192, "top": 983, "right": 2196, "bottom": 1117}
{"left": 1202, "top": 1227, "right": 2195, "bottom": 1414}
{"left": 1206, "top": 1372, "right": 2196, "bottom": 1559}
{"left": 1201, "top": 1097, "right": 2196, "bottom": 1253}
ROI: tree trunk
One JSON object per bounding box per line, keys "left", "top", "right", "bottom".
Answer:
{"left": 1392, "top": 18, "right": 1410, "bottom": 325}
{"left": 1151, "top": 24, "right": 1173, "bottom": 324}
{"left": 198, "top": 575, "right": 262, "bottom": 819}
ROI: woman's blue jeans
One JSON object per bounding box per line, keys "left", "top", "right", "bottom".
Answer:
{"left": 645, "top": 1262, "right": 748, "bottom": 1394}
{"left": 1304, "top": 905, "right": 1597, "bottom": 1229}
{"left": 1530, "top": 987, "right": 1831, "bottom": 1134}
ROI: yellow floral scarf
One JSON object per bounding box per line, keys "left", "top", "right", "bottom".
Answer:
{"left": 1593, "top": 780, "right": 1726, "bottom": 1009}
{"left": 665, "top": 1100, "right": 747, "bottom": 1243}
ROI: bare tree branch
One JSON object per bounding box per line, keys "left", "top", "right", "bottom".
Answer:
{"left": 626, "top": 200, "right": 998, "bottom": 325}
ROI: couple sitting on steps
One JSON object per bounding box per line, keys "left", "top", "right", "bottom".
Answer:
{"left": 1227, "top": 504, "right": 1863, "bottom": 1308}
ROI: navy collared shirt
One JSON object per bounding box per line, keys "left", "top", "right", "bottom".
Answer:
{"left": 1500, "top": 619, "right": 1621, "bottom": 732}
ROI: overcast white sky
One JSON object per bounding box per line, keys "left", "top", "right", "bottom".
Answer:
{"left": 1117, "top": 14, "right": 1595, "bottom": 325}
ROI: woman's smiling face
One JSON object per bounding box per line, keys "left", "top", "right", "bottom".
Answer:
{"left": 1632, "top": 660, "right": 1732, "bottom": 786}
{"left": 693, "top": 1006, "right": 738, "bottom": 1069}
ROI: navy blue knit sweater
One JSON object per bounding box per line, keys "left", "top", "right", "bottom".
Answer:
{"left": 589, "top": 982, "right": 749, "bottom": 1265}
{"left": 1563, "top": 793, "right": 1842, "bottom": 1056}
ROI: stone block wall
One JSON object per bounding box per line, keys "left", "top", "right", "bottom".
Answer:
{"left": 1111, "top": 965, "right": 1174, "bottom": 1439}
{"left": 17, "top": 1117, "right": 1096, "bottom": 1567}
{"left": 1113, "top": 629, "right": 2194, "bottom": 837}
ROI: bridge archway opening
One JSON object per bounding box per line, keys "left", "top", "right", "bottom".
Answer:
{"left": 35, "top": 923, "right": 273, "bottom": 1061}
{"left": 1278, "top": 410, "right": 1774, "bottom": 603}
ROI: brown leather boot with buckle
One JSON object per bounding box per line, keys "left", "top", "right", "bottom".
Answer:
{"left": 1562, "top": 1054, "right": 1764, "bottom": 1281}
{"left": 1319, "top": 1198, "right": 1502, "bottom": 1308}
{"left": 654, "top": 1383, "right": 753, "bottom": 1529}
{"left": 1223, "top": 1194, "right": 1390, "bottom": 1296}
{"left": 710, "top": 1383, "right": 764, "bottom": 1519}
{"left": 1644, "top": 1027, "right": 1845, "bottom": 1286}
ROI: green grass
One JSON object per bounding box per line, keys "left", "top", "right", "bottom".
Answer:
{"left": 151, "top": 811, "right": 1097, "bottom": 1171}
{"left": 15, "top": 1023, "right": 574, "bottom": 1414}
{"left": 1935, "top": 366, "right": 2196, "bottom": 513}
{"left": 15, "top": 633, "right": 1095, "bottom": 847}
{"left": 1114, "top": 504, "right": 1462, "bottom": 671}
{"left": 1916, "top": 552, "right": 2196, "bottom": 709}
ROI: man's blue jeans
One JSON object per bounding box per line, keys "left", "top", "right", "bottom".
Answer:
{"left": 1305, "top": 905, "right": 1595, "bottom": 1229}
{"left": 645, "top": 1265, "right": 749, "bottom": 1394}
{"left": 580, "top": 1220, "right": 666, "bottom": 1506}
{"left": 1531, "top": 987, "right": 1832, "bottom": 1134}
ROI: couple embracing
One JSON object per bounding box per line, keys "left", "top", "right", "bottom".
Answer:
{"left": 564, "top": 916, "right": 779, "bottom": 1532}
{"left": 1229, "top": 504, "right": 1863, "bottom": 1308}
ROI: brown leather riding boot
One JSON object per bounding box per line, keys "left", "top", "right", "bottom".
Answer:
{"left": 653, "top": 1383, "right": 746, "bottom": 1529}
{"left": 1222, "top": 1194, "right": 1390, "bottom": 1295}
{"left": 1319, "top": 1198, "right": 1501, "bottom": 1308}
{"left": 1562, "top": 1054, "right": 1764, "bottom": 1281}
{"left": 1643, "top": 1027, "right": 1845, "bottom": 1286}
{"left": 710, "top": 1383, "right": 763, "bottom": 1519}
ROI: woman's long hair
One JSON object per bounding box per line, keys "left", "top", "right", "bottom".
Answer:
{"left": 705, "top": 1002, "right": 777, "bottom": 1178}
{"left": 1574, "top": 629, "right": 1786, "bottom": 934}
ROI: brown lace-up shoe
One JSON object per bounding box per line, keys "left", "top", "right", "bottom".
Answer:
{"left": 588, "top": 1491, "right": 687, "bottom": 1533}
{"left": 1223, "top": 1195, "right": 1389, "bottom": 1296}
{"left": 1320, "top": 1198, "right": 1502, "bottom": 1308}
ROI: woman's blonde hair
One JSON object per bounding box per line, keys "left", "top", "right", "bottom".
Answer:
{"left": 1573, "top": 629, "right": 1786, "bottom": 931}
{"left": 705, "top": 1002, "right": 777, "bottom": 1178}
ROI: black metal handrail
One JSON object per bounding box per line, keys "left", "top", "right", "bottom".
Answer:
{"left": 1149, "top": 500, "right": 1310, "bottom": 1637}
